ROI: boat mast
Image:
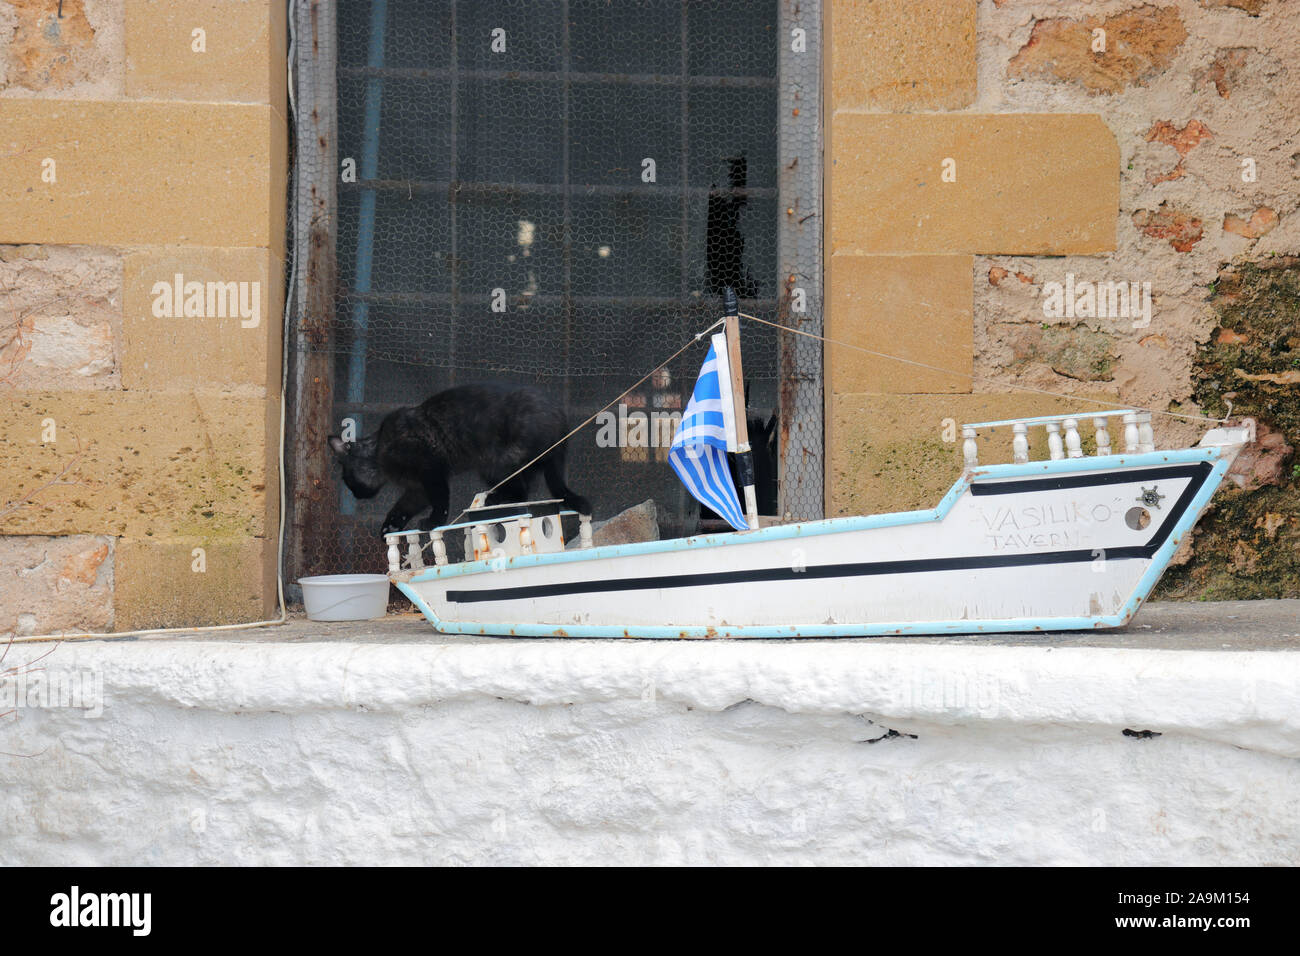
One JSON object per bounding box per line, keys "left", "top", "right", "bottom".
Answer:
{"left": 723, "top": 286, "right": 760, "bottom": 529}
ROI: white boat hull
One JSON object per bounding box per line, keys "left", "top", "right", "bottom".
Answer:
{"left": 392, "top": 445, "right": 1242, "bottom": 638}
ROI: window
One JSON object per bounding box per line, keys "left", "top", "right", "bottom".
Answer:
{"left": 289, "top": 0, "right": 821, "bottom": 577}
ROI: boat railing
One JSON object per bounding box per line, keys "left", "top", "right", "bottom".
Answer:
{"left": 385, "top": 507, "right": 593, "bottom": 575}
{"left": 960, "top": 409, "right": 1155, "bottom": 468}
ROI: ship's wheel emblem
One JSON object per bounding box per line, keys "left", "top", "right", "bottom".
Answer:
{"left": 1138, "top": 486, "right": 1166, "bottom": 509}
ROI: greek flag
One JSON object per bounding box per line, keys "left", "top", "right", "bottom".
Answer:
{"left": 669, "top": 332, "right": 748, "bottom": 531}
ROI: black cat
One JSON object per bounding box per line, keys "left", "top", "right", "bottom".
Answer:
{"left": 328, "top": 384, "right": 591, "bottom": 536}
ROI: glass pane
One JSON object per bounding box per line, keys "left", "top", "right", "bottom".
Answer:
{"left": 457, "top": 79, "right": 564, "bottom": 184}
{"left": 455, "top": 0, "right": 563, "bottom": 73}
{"left": 569, "top": 84, "right": 683, "bottom": 187}
{"left": 570, "top": 0, "right": 682, "bottom": 75}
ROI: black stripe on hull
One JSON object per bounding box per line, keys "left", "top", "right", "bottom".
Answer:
{"left": 968, "top": 462, "right": 1209, "bottom": 497}
{"left": 446, "top": 462, "right": 1213, "bottom": 605}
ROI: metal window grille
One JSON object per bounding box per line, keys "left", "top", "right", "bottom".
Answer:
{"left": 286, "top": 0, "right": 822, "bottom": 586}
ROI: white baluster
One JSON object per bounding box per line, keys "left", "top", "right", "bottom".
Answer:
{"left": 1137, "top": 411, "right": 1155, "bottom": 453}
{"left": 579, "top": 513, "right": 593, "bottom": 549}
{"left": 1122, "top": 412, "right": 1139, "bottom": 454}
{"left": 961, "top": 425, "right": 978, "bottom": 468}
{"left": 1045, "top": 422, "right": 1065, "bottom": 461}
{"left": 430, "top": 530, "right": 448, "bottom": 566}
{"left": 386, "top": 534, "right": 402, "bottom": 574}
{"left": 1093, "top": 416, "right": 1112, "bottom": 457}
{"left": 406, "top": 532, "right": 424, "bottom": 570}
{"left": 1012, "top": 422, "right": 1030, "bottom": 464}
{"left": 519, "top": 524, "right": 534, "bottom": 554}
{"left": 1063, "top": 418, "right": 1083, "bottom": 458}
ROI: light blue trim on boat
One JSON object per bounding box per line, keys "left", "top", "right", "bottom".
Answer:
{"left": 400, "top": 447, "right": 1224, "bottom": 587}
{"left": 394, "top": 579, "right": 448, "bottom": 630}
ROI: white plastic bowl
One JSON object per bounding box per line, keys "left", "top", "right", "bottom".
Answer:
{"left": 299, "top": 574, "right": 390, "bottom": 621}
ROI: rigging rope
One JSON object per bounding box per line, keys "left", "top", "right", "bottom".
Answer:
{"left": 738, "top": 312, "right": 1231, "bottom": 425}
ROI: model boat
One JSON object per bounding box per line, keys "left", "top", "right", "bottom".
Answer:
{"left": 386, "top": 297, "right": 1254, "bottom": 638}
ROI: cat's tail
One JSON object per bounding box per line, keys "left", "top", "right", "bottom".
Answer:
{"left": 542, "top": 455, "right": 591, "bottom": 518}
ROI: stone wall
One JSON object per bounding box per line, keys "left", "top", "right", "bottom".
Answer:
{"left": 828, "top": 0, "right": 1298, "bottom": 596}
{"left": 0, "top": 0, "right": 287, "bottom": 633}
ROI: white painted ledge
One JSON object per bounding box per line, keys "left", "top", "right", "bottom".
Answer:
{"left": 35, "top": 636, "right": 1300, "bottom": 756}
{"left": 3, "top": 602, "right": 1299, "bottom": 865}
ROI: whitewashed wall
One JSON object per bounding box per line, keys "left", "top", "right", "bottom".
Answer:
{"left": 1, "top": 639, "right": 1298, "bottom": 865}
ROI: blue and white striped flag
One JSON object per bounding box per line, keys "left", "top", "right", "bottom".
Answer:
{"left": 669, "top": 333, "right": 748, "bottom": 531}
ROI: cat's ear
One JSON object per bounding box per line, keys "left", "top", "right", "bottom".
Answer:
{"left": 328, "top": 435, "right": 349, "bottom": 457}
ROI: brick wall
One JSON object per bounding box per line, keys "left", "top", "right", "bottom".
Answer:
{"left": 0, "top": 0, "right": 287, "bottom": 633}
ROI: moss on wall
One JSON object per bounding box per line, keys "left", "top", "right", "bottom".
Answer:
{"left": 1156, "top": 261, "right": 1299, "bottom": 600}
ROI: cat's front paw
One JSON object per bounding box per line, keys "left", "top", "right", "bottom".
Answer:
{"left": 379, "top": 518, "right": 407, "bottom": 537}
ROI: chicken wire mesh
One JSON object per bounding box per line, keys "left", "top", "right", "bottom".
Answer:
{"left": 286, "top": 0, "right": 822, "bottom": 583}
